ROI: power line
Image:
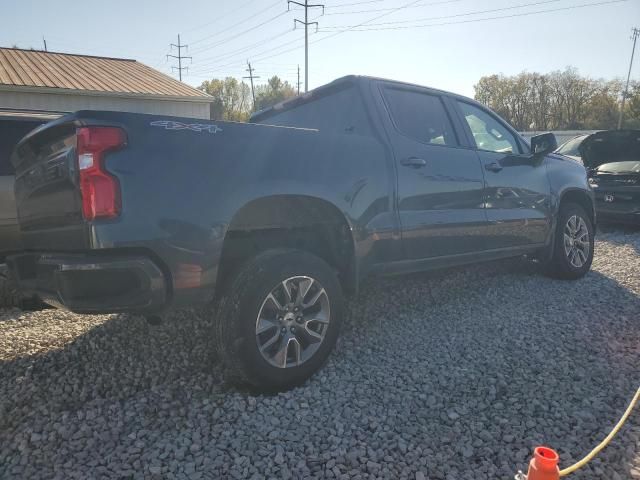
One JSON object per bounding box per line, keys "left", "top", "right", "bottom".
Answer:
{"left": 618, "top": 26, "right": 640, "bottom": 129}
{"left": 187, "top": 0, "right": 629, "bottom": 85}
{"left": 167, "top": 34, "right": 192, "bottom": 81}
{"left": 289, "top": 0, "right": 325, "bottom": 92}
{"left": 324, "top": 0, "right": 386, "bottom": 7}
{"left": 183, "top": 0, "right": 259, "bottom": 34}
{"left": 310, "top": 0, "right": 423, "bottom": 44}
{"left": 236, "top": 0, "right": 628, "bottom": 70}
{"left": 188, "top": 35, "right": 307, "bottom": 74}
{"left": 320, "top": 0, "right": 561, "bottom": 28}
{"left": 316, "top": 0, "right": 629, "bottom": 32}
{"left": 189, "top": 11, "right": 290, "bottom": 57}
{"left": 189, "top": 0, "right": 282, "bottom": 48}
{"left": 190, "top": 29, "right": 292, "bottom": 70}
{"left": 323, "top": 0, "right": 462, "bottom": 16}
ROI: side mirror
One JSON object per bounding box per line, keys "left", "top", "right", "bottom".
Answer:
{"left": 530, "top": 133, "right": 558, "bottom": 156}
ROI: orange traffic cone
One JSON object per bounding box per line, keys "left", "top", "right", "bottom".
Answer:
{"left": 526, "top": 446, "right": 560, "bottom": 480}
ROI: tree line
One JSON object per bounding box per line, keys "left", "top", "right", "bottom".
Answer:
{"left": 198, "top": 67, "right": 640, "bottom": 131}
{"left": 474, "top": 67, "right": 640, "bottom": 131}
{"left": 198, "top": 76, "right": 296, "bottom": 122}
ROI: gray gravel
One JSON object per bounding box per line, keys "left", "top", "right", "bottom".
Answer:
{"left": 1, "top": 227, "right": 639, "bottom": 480}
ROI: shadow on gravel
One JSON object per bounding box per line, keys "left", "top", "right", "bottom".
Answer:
{"left": 598, "top": 223, "right": 640, "bottom": 255}
{"left": 0, "top": 256, "right": 638, "bottom": 479}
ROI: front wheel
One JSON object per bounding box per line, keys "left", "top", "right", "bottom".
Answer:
{"left": 213, "top": 249, "right": 344, "bottom": 391}
{"left": 544, "top": 202, "right": 594, "bottom": 280}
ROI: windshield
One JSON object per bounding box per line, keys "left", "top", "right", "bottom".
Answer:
{"left": 556, "top": 135, "right": 588, "bottom": 156}
{"left": 596, "top": 161, "right": 640, "bottom": 173}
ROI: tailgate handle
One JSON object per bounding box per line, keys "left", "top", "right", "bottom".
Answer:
{"left": 401, "top": 157, "right": 428, "bottom": 168}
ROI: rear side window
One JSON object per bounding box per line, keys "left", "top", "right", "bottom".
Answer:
{"left": 0, "top": 120, "right": 44, "bottom": 175}
{"left": 383, "top": 88, "right": 457, "bottom": 146}
{"left": 257, "top": 84, "right": 372, "bottom": 136}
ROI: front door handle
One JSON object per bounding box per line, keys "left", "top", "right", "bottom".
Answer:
{"left": 401, "top": 157, "right": 427, "bottom": 168}
{"left": 485, "top": 162, "right": 503, "bottom": 172}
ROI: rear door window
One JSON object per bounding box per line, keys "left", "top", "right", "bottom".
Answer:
{"left": 382, "top": 88, "right": 458, "bottom": 146}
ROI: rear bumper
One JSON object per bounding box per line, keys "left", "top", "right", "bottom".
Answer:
{"left": 6, "top": 252, "right": 168, "bottom": 314}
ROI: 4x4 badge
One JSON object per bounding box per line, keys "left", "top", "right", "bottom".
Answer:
{"left": 150, "top": 120, "right": 222, "bottom": 134}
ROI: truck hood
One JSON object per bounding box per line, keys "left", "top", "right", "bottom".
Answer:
{"left": 579, "top": 129, "right": 640, "bottom": 170}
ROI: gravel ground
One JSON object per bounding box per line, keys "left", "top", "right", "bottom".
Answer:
{"left": 1, "top": 227, "right": 639, "bottom": 480}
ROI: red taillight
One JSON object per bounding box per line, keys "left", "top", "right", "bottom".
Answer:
{"left": 76, "top": 126, "right": 126, "bottom": 221}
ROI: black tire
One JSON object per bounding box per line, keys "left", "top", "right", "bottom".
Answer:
{"left": 544, "top": 202, "right": 594, "bottom": 280}
{"left": 213, "top": 249, "right": 344, "bottom": 391}
{"left": 0, "top": 275, "right": 24, "bottom": 309}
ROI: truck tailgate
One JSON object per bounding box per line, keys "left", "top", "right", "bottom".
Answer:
{"left": 12, "top": 119, "right": 91, "bottom": 250}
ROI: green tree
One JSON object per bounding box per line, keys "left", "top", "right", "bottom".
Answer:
{"left": 474, "top": 67, "right": 624, "bottom": 131}
{"left": 584, "top": 80, "right": 622, "bottom": 130}
{"left": 254, "top": 76, "right": 296, "bottom": 112}
{"left": 198, "top": 77, "right": 252, "bottom": 122}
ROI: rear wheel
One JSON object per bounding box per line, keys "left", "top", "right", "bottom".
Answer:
{"left": 544, "top": 203, "right": 594, "bottom": 279}
{"left": 213, "top": 249, "right": 344, "bottom": 391}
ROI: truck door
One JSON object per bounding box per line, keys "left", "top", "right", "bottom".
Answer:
{"left": 452, "top": 100, "right": 552, "bottom": 249}
{"left": 377, "top": 83, "right": 488, "bottom": 260}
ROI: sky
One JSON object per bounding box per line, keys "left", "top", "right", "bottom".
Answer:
{"left": 2, "top": 0, "right": 639, "bottom": 98}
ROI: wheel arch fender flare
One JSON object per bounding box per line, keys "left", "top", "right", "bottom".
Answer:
{"left": 219, "top": 194, "right": 360, "bottom": 293}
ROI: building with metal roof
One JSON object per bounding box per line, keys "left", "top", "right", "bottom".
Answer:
{"left": 0, "top": 48, "right": 213, "bottom": 119}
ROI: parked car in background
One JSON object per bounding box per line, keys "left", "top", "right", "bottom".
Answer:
{"left": 0, "top": 110, "right": 59, "bottom": 307}
{"left": 556, "top": 130, "right": 640, "bottom": 225}
{"left": 555, "top": 133, "right": 591, "bottom": 163}
{"left": 583, "top": 130, "right": 640, "bottom": 225}
{"left": 7, "top": 76, "right": 595, "bottom": 390}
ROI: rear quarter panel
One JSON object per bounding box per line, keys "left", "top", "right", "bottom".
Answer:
{"left": 91, "top": 113, "right": 391, "bottom": 305}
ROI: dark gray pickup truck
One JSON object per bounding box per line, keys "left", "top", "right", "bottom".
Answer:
{"left": 8, "top": 76, "right": 595, "bottom": 390}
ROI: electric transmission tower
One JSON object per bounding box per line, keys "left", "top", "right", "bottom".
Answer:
{"left": 167, "top": 34, "right": 192, "bottom": 81}
{"left": 288, "top": 0, "right": 324, "bottom": 92}
{"left": 618, "top": 27, "right": 640, "bottom": 129}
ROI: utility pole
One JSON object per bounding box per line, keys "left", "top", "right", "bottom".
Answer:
{"left": 297, "top": 65, "right": 301, "bottom": 95}
{"left": 288, "top": 0, "right": 324, "bottom": 92}
{"left": 618, "top": 27, "right": 639, "bottom": 130}
{"left": 167, "top": 34, "right": 192, "bottom": 81}
{"left": 243, "top": 61, "right": 260, "bottom": 110}
{"left": 42, "top": 37, "right": 47, "bottom": 52}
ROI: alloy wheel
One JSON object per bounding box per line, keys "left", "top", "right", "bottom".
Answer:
{"left": 563, "top": 215, "right": 590, "bottom": 268}
{"left": 255, "top": 276, "right": 330, "bottom": 369}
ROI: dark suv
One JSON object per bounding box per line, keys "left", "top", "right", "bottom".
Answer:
{"left": 1, "top": 111, "right": 59, "bottom": 307}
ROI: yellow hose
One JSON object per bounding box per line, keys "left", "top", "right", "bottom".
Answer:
{"left": 559, "top": 386, "right": 640, "bottom": 477}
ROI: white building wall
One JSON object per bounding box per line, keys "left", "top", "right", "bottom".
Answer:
{"left": 0, "top": 90, "right": 210, "bottom": 119}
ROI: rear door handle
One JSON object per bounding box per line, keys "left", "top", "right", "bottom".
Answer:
{"left": 401, "top": 157, "right": 427, "bottom": 168}
{"left": 485, "top": 162, "right": 503, "bottom": 172}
